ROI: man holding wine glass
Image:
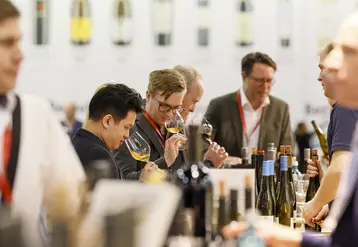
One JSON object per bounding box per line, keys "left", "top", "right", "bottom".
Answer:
{"left": 114, "top": 69, "right": 188, "bottom": 180}
{"left": 173, "top": 65, "right": 228, "bottom": 168}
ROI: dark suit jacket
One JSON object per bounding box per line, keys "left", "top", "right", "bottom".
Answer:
{"left": 204, "top": 91, "right": 293, "bottom": 156}
{"left": 114, "top": 114, "right": 185, "bottom": 180}
{"left": 72, "top": 128, "right": 121, "bottom": 179}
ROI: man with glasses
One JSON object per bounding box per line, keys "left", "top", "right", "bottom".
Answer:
{"left": 204, "top": 52, "right": 293, "bottom": 158}
{"left": 114, "top": 69, "right": 187, "bottom": 180}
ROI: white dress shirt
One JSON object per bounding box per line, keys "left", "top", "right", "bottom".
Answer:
{"left": 239, "top": 89, "right": 270, "bottom": 156}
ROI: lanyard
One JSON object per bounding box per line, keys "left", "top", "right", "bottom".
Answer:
{"left": 237, "top": 90, "right": 265, "bottom": 145}
{"left": 0, "top": 125, "right": 12, "bottom": 203}
{"left": 144, "top": 112, "right": 165, "bottom": 147}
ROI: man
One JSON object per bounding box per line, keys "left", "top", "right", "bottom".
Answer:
{"left": 303, "top": 43, "right": 358, "bottom": 227}
{"left": 72, "top": 83, "right": 143, "bottom": 179}
{"left": 61, "top": 102, "right": 82, "bottom": 137}
{"left": 0, "top": 1, "right": 85, "bottom": 246}
{"left": 173, "top": 65, "right": 228, "bottom": 168}
{"left": 204, "top": 52, "right": 293, "bottom": 158}
{"left": 114, "top": 69, "right": 187, "bottom": 180}
{"left": 222, "top": 10, "right": 358, "bottom": 247}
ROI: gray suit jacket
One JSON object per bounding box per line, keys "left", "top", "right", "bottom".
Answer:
{"left": 113, "top": 113, "right": 185, "bottom": 180}
{"left": 204, "top": 91, "right": 293, "bottom": 156}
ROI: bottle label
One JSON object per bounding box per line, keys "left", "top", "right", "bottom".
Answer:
{"left": 259, "top": 215, "right": 274, "bottom": 222}
{"left": 112, "top": 18, "right": 133, "bottom": 43}
{"left": 198, "top": 4, "right": 210, "bottom": 28}
{"left": 277, "top": 0, "right": 293, "bottom": 39}
{"left": 153, "top": 0, "right": 173, "bottom": 33}
{"left": 71, "top": 18, "right": 92, "bottom": 42}
{"left": 237, "top": 13, "right": 253, "bottom": 43}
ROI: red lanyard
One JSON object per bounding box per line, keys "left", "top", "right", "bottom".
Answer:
{"left": 144, "top": 112, "right": 165, "bottom": 147}
{"left": 0, "top": 125, "right": 13, "bottom": 204}
{"left": 237, "top": 90, "right": 265, "bottom": 145}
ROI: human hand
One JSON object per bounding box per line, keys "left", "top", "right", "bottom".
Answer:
{"left": 164, "top": 134, "right": 187, "bottom": 167}
{"left": 203, "top": 142, "right": 228, "bottom": 168}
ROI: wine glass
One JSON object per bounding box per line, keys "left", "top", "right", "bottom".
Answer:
{"left": 165, "top": 111, "right": 186, "bottom": 149}
{"left": 125, "top": 132, "right": 151, "bottom": 162}
{"left": 187, "top": 113, "right": 213, "bottom": 144}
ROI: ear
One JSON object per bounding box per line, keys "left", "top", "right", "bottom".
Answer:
{"left": 101, "top": 114, "right": 112, "bottom": 129}
{"left": 146, "top": 91, "right": 151, "bottom": 102}
{"left": 241, "top": 71, "right": 248, "bottom": 81}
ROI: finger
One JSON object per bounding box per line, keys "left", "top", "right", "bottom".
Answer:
{"left": 218, "top": 147, "right": 226, "bottom": 153}
{"left": 222, "top": 221, "right": 248, "bottom": 239}
{"left": 307, "top": 165, "right": 318, "bottom": 171}
{"left": 307, "top": 171, "right": 319, "bottom": 177}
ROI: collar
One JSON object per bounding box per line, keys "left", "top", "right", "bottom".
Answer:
{"left": 0, "top": 92, "right": 16, "bottom": 112}
{"left": 239, "top": 88, "right": 270, "bottom": 110}
{"left": 76, "top": 128, "right": 109, "bottom": 150}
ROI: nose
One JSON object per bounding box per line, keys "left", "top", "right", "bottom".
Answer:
{"left": 189, "top": 103, "right": 195, "bottom": 113}
{"left": 124, "top": 129, "right": 130, "bottom": 139}
{"left": 13, "top": 45, "right": 24, "bottom": 64}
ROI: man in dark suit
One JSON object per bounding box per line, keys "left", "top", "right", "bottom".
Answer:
{"left": 114, "top": 69, "right": 187, "bottom": 180}
{"left": 204, "top": 52, "right": 293, "bottom": 158}
{"left": 222, "top": 11, "right": 358, "bottom": 247}
{"left": 72, "top": 83, "right": 143, "bottom": 179}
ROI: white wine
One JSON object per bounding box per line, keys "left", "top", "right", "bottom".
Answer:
{"left": 256, "top": 161, "right": 275, "bottom": 222}
{"left": 112, "top": 0, "right": 133, "bottom": 46}
{"left": 236, "top": 0, "right": 254, "bottom": 47}
{"left": 166, "top": 126, "right": 183, "bottom": 134}
{"left": 277, "top": 0, "right": 293, "bottom": 48}
{"left": 129, "top": 151, "right": 150, "bottom": 162}
{"left": 34, "top": 0, "right": 49, "bottom": 45}
{"left": 197, "top": 0, "right": 210, "bottom": 47}
{"left": 71, "top": 0, "right": 91, "bottom": 46}
{"left": 152, "top": 0, "right": 173, "bottom": 46}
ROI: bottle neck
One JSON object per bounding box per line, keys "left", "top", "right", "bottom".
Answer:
{"left": 260, "top": 175, "right": 271, "bottom": 191}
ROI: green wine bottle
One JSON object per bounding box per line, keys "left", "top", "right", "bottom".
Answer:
{"left": 256, "top": 160, "right": 275, "bottom": 222}
{"left": 275, "top": 155, "right": 294, "bottom": 227}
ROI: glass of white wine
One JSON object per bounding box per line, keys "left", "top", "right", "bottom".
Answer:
{"left": 165, "top": 111, "right": 186, "bottom": 149}
{"left": 125, "top": 132, "right": 151, "bottom": 162}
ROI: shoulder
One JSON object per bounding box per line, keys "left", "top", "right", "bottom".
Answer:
{"left": 208, "top": 91, "right": 237, "bottom": 106}
{"left": 268, "top": 95, "right": 289, "bottom": 109}
{"left": 333, "top": 104, "right": 358, "bottom": 120}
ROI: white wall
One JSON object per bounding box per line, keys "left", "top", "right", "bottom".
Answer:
{"left": 11, "top": 0, "right": 357, "bottom": 131}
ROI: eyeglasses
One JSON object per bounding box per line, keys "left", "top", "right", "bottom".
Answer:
{"left": 153, "top": 97, "right": 183, "bottom": 113}
{"left": 248, "top": 75, "right": 276, "bottom": 85}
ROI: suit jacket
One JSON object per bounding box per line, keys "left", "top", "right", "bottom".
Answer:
{"left": 204, "top": 91, "right": 293, "bottom": 156}
{"left": 72, "top": 128, "right": 122, "bottom": 179}
{"left": 114, "top": 113, "right": 185, "bottom": 180}
{"left": 5, "top": 94, "right": 85, "bottom": 247}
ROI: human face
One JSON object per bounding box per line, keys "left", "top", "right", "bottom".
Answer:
{"left": 64, "top": 103, "right": 77, "bottom": 120}
{"left": 102, "top": 111, "right": 136, "bottom": 150}
{"left": 146, "top": 90, "right": 186, "bottom": 126}
{"left": 323, "top": 12, "right": 358, "bottom": 108}
{"left": 318, "top": 55, "right": 335, "bottom": 99}
{"left": 0, "top": 18, "right": 23, "bottom": 94}
{"left": 181, "top": 80, "right": 204, "bottom": 121}
{"left": 242, "top": 63, "right": 274, "bottom": 107}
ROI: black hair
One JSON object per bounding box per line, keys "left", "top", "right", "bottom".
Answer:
{"left": 241, "top": 52, "right": 277, "bottom": 75}
{"left": 89, "top": 83, "right": 143, "bottom": 122}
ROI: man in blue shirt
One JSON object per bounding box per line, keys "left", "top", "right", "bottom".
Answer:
{"left": 302, "top": 43, "right": 358, "bottom": 226}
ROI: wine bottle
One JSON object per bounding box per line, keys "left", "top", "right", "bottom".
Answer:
{"left": 275, "top": 145, "right": 286, "bottom": 196}
{"left": 173, "top": 124, "right": 214, "bottom": 243}
{"left": 266, "top": 149, "right": 277, "bottom": 213}
{"left": 229, "top": 189, "right": 239, "bottom": 222}
{"left": 311, "top": 120, "right": 330, "bottom": 161}
{"left": 217, "top": 180, "right": 227, "bottom": 237}
{"left": 152, "top": 0, "right": 173, "bottom": 46}
{"left": 197, "top": 0, "right": 210, "bottom": 47}
{"left": 242, "top": 147, "right": 249, "bottom": 166}
{"left": 277, "top": 0, "right": 293, "bottom": 48}
{"left": 251, "top": 147, "right": 259, "bottom": 198}
{"left": 236, "top": 0, "right": 254, "bottom": 47}
{"left": 256, "top": 160, "right": 275, "bottom": 222}
{"left": 276, "top": 155, "right": 294, "bottom": 227}
{"left": 34, "top": 0, "right": 49, "bottom": 45}
{"left": 304, "top": 148, "right": 311, "bottom": 174}
{"left": 305, "top": 149, "right": 322, "bottom": 232}
{"left": 112, "top": 0, "right": 133, "bottom": 46}
{"left": 256, "top": 150, "right": 264, "bottom": 195}
{"left": 288, "top": 156, "right": 297, "bottom": 228}
{"left": 70, "top": 0, "right": 91, "bottom": 46}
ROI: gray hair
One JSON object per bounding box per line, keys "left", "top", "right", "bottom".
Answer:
{"left": 173, "top": 65, "right": 202, "bottom": 89}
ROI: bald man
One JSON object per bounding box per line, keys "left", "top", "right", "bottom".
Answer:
{"left": 222, "top": 10, "right": 358, "bottom": 247}
{"left": 61, "top": 102, "right": 83, "bottom": 137}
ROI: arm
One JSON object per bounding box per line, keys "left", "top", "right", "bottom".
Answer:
{"left": 87, "top": 147, "right": 121, "bottom": 179}
{"left": 279, "top": 103, "right": 294, "bottom": 147}
{"left": 301, "top": 232, "right": 331, "bottom": 247}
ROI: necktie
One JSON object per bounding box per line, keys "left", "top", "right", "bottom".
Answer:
{"left": 1, "top": 125, "right": 12, "bottom": 203}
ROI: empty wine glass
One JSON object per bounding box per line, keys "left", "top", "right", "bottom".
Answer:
{"left": 165, "top": 111, "right": 186, "bottom": 149}
{"left": 125, "top": 132, "right": 151, "bottom": 162}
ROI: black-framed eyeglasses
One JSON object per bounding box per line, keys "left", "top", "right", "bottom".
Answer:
{"left": 248, "top": 75, "right": 276, "bottom": 85}
{"left": 153, "top": 97, "right": 183, "bottom": 113}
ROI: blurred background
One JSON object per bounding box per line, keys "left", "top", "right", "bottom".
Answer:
{"left": 10, "top": 0, "right": 355, "bottom": 150}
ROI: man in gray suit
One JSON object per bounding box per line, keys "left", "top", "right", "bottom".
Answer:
{"left": 204, "top": 52, "right": 293, "bottom": 157}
